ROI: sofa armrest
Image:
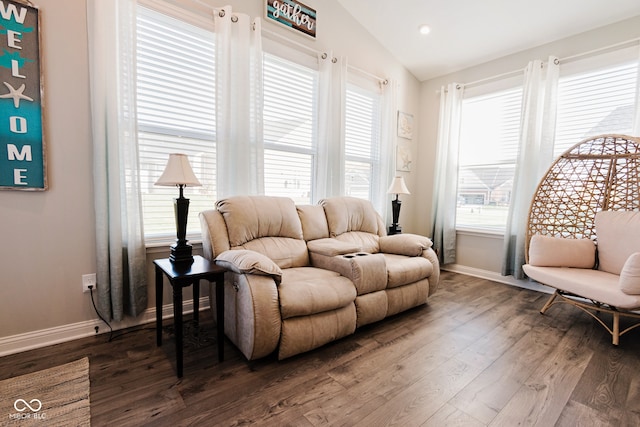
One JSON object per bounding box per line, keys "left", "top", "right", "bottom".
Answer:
{"left": 422, "top": 247, "right": 441, "bottom": 297}
{"left": 307, "top": 238, "right": 361, "bottom": 256}
{"left": 215, "top": 249, "right": 283, "bottom": 284}
{"left": 310, "top": 251, "right": 387, "bottom": 295}
{"left": 210, "top": 272, "right": 281, "bottom": 360}
{"left": 379, "top": 233, "right": 432, "bottom": 257}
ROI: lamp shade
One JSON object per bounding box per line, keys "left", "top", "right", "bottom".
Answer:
{"left": 387, "top": 176, "right": 410, "bottom": 195}
{"left": 155, "top": 153, "right": 201, "bottom": 187}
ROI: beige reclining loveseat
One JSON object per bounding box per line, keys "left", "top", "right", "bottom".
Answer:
{"left": 199, "top": 195, "right": 440, "bottom": 360}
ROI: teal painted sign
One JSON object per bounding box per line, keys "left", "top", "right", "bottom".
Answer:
{"left": 266, "top": 0, "right": 316, "bottom": 39}
{"left": 0, "top": 0, "right": 45, "bottom": 190}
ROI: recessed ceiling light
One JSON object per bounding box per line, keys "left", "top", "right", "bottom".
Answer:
{"left": 419, "top": 24, "right": 431, "bottom": 35}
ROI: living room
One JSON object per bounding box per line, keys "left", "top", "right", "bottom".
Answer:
{"left": 2, "top": 0, "right": 640, "bottom": 425}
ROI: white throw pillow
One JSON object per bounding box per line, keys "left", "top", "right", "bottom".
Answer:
{"left": 595, "top": 211, "right": 640, "bottom": 275}
{"left": 528, "top": 234, "right": 596, "bottom": 268}
{"left": 619, "top": 252, "right": 640, "bottom": 295}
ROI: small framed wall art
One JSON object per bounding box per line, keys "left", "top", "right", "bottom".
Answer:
{"left": 397, "top": 111, "right": 413, "bottom": 140}
{"left": 396, "top": 141, "right": 412, "bottom": 172}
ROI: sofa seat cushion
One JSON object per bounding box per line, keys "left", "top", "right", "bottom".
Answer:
{"left": 278, "top": 267, "right": 357, "bottom": 319}
{"left": 523, "top": 264, "right": 640, "bottom": 310}
{"left": 383, "top": 253, "right": 434, "bottom": 288}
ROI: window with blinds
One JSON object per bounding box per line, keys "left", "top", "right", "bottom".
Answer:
{"left": 136, "top": 6, "right": 216, "bottom": 240}
{"left": 456, "top": 87, "right": 523, "bottom": 230}
{"left": 344, "top": 83, "right": 381, "bottom": 200}
{"left": 554, "top": 59, "right": 639, "bottom": 156}
{"left": 263, "top": 53, "right": 317, "bottom": 204}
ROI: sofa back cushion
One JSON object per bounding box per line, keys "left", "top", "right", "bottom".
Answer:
{"left": 216, "top": 196, "right": 309, "bottom": 268}
{"left": 321, "top": 197, "right": 383, "bottom": 253}
{"left": 528, "top": 235, "right": 596, "bottom": 268}
{"left": 297, "top": 204, "right": 329, "bottom": 241}
{"left": 595, "top": 210, "right": 640, "bottom": 275}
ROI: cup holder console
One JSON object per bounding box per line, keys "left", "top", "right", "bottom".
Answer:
{"left": 344, "top": 252, "right": 369, "bottom": 258}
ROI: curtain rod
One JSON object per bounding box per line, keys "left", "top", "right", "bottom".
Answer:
{"left": 559, "top": 37, "right": 640, "bottom": 64}
{"left": 464, "top": 67, "right": 526, "bottom": 89}
{"left": 348, "top": 64, "right": 388, "bottom": 85}
{"left": 446, "top": 36, "right": 640, "bottom": 92}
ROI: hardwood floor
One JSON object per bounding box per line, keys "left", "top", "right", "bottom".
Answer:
{"left": 2, "top": 271, "right": 640, "bottom": 426}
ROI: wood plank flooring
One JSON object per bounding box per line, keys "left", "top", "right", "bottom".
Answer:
{"left": 2, "top": 271, "right": 640, "bottom": 426}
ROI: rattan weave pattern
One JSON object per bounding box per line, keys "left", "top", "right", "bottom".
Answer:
{"left": 525, "top": 134, "right": 640, "bottom": 262}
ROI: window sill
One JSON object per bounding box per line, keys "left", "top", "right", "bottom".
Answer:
{"left": 455, "top": 227, "right": 505, "bottom": 239}
{"left": 145, "top": 235, "right": 203, "bottom": 254}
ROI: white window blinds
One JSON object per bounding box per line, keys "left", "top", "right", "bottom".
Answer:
{"left": 554, "top": 56, "right": 639, "bottom": 155}
{"left": 136, "top": 5, "right": 216, "bottom": 239}
{"left": 263, "top": 52, "right": 317, "bottom": 204}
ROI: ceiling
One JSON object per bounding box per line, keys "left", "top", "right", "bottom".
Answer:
{"left": 335, "top": 0, "right": 640, "bottom": 81}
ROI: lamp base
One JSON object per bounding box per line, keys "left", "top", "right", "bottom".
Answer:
{"left": 388, "top": 224, "right": 402, "bottom": 235}
{"left": 169, "top": 242, "right": 194, "bottom": 264}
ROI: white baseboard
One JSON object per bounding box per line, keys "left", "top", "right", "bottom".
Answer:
{"left": 443, "top": 264, "right": 553, "bottom": 294}
{"left": 0, "top": 297, "right": 210, "bottom": 357}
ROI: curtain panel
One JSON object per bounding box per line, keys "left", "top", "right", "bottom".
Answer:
{"left": 315, "top": 52, "right": 342, "bottom": 202}
{"left": 432, "top": 83, "right": 464, "bottom": 265}
{"left": 634, "top": 45, "right": 640, "bottom": 134}
{"left": 215, "top": 6, "right": 264, "bottom": 198}
{"left": 87, "top": 0, "right": 147, "bottom": 321}
{"left": 378, "top": 78, "right": 398, "bottom": 224}
{"left": 502, "top": 57, "right": 559, "bottom": 279}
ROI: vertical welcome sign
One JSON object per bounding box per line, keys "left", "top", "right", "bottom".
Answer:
{"left": 0, "top": 0, "right": 45, "bottom": 190}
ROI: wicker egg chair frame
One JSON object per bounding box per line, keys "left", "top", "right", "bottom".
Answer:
{"left": 525, "top": 134, "right": 640, "bottom": 344}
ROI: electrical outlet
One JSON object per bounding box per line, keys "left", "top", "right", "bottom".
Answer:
{"left": 82, "top": 273, "right": 96, "bottom": 292}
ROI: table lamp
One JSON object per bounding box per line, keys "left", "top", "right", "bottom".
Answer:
{"left": 155, "top": 153, "right": 202, "bottom": 264}
{"left": 387, "top": 176, "right": 410, "bottom": 235}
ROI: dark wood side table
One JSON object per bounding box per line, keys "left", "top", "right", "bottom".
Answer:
{"left": 154, "top": 255, "right": 226, "bottom": 378}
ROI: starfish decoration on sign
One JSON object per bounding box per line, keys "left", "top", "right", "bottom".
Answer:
{"left": 0, "top": 81, "right": 33, "bottom": 108}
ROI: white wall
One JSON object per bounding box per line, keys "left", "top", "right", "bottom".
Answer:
{"left": 414, "top": 15, "right": 640, "bottom": 273}
{"left": 0, "top": 0, "right": 421, "bottom": 350}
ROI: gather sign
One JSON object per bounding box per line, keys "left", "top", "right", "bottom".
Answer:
{"left": 265, "top": 0, "right": 316, "bottom": 39}
{"left": 0, "top": 0, "right": 45, "bottom": 190}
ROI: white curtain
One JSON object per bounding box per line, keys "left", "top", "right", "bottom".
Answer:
{"left": 502, "top": 57, "right": 559, "bottom": 279}
{"left": 432, "top": 83, "right": 464, "bottom": 265}
{"left": 215, "top": 6, "right": 264, "bottom": 198}
{"left": 634, "top": 45, "right": 640, "bottom": 134}
{"left": 315, "top": 52, "right": 342, "bottom": 201}
{"left": 377, "top": 78, "right": 397, "bottom": 223}
{"left": 87, "top": 0, "right": 147, "bottom": 321}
